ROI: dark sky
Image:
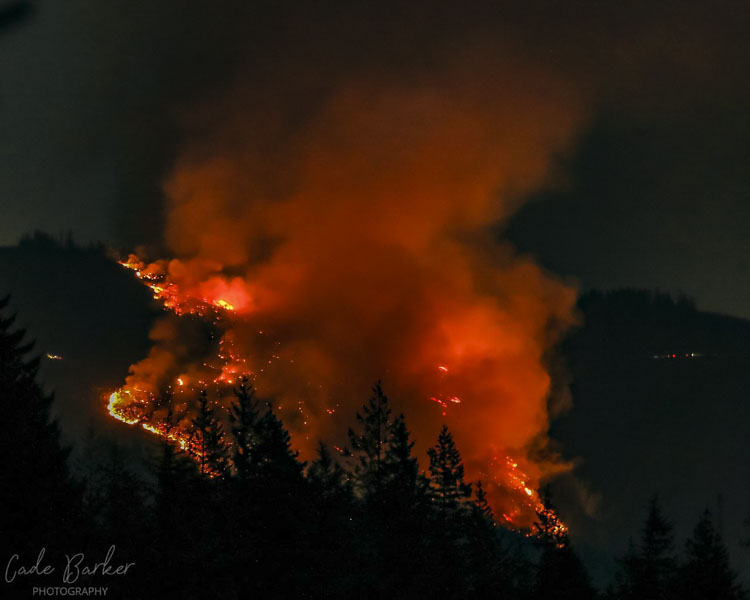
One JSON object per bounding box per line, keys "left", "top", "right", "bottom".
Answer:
{"left": 506, "top": 105, "right": 750, "bottom": 318}
{"left": 1, "top": 1, "right": 749, "bottom": 317}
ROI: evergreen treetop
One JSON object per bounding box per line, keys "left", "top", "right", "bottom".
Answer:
{"left": 427, "top": 425, "right": 472, "bottom": 518}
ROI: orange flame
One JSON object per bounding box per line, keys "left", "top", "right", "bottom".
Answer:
{"left": 107, "top": 64, "right": 581, "bottom": 529}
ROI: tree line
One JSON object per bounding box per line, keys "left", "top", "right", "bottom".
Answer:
{"left": 1, "top": 297, "right": 747, "bottom": 599}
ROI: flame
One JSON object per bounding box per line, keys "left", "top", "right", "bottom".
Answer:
{"left": 106, "top": 266, "right": 569, "bottom": 532}
{"left": 108, "top": 390, "right": 194, "bottom": 452}
{"left": 110, "top": 238, "right": 573, "bottom": 530}
{"left": 107, "top": 390, "right": 143, "bottom": 426}
{"left": 118, "top": 255, "right": 248, "bottom": 317}
{"left": 213, "top": 299, "right": 235, "bottom": 311}
{"left": 106, "top": 65, "right": 582, "bottom": 529}
{"left": 108, "top": 272, "right": 569, "bottom": 532}
{"left": 484, "top": 454, "right": 568, "bottom": 533}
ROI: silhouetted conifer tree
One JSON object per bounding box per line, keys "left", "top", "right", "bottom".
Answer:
{"left": 383, "top": 414, "right": 429, "bottom": 505}
{"left": 154, "top": 436, "right": 197, "bottom": 532}
{"left": 473, "top": 480, "right": 494, "bottom": 523}
{"left": 228, "top": 376, "right": 259, "bottom": 480}
{"left": 347, "top": 381, "right": 393, "bottom": 502}
{"left": 0, "top": 296, "right": 81, "bottom": 563}
{"left": 305, "top": 443, "right": 358, "bottom": 598}
{"left": 615, "top": 495, "right": 676, "bottom": 600}
{"left": 533, "top": 488, "right": 597, "bottom": 600}
{"left": 229, "top": 395, "right": 307, "bottom": 597}
{"left": 79, "top": 440, "right": 146, "bottom": 596}
{"left": 380, "top": 414, "right": 434, "bottom": 595}
{"left": 307, "top": 442, "right": 352, "bottom": 503}
{"left": 345, "top": 386, "right": 436, "bottom": 596}
{"left": 461, "top": 481, "right": 527, "bottom": 597}
{"left": 675, "top": 509, "right": 747, "bottom": 600}
{"left": 533, "top": 487, "right": 568, "bottom": 549}
{"left": 190, "top": 388, "right": 228, "bottom": 476}
{"left": 247, "top": 406, "right": 304, "bottom": 482}
{"left": 149, "top": 403, "right": 207, "bottom": 598}
{"left": 87, "top": 443, "right": 146, "bottom": 545}
{"left": 427, "top": 425, "right": 472, "bottom": 519}
{"left": 422, "top": 425, "right": 473, "bottom": 597}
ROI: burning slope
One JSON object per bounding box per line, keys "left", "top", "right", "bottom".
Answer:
{"left": 108, "top": 59, "right": 583, "bottom": 527}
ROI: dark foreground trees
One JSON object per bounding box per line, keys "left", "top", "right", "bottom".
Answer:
{"left": 87, "top": 382, "right": 750, "bottom": 599}
{"left": 1, "top": 303, "right": 748, "bottom": 598}
{"left": 676, "top": 509, "right": 746, "bottom": 600}
{"left": 611, "top": 497, "right": 747, "bottom": 600}
{"left": 614, "top": 496, "right": 677, "bottom": 600}
{"left": 533, "top": 489, "right": 597, "bottom": 600}
{"left": 0, "top": 297, "right": 82, "bottom": 578}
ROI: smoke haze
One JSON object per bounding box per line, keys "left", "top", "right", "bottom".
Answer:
{"left": 114, "top": 35, "right": 589, "bottom": 521}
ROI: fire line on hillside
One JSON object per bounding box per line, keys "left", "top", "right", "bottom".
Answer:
{"left": 107, "top": 253, "right": 567, "bottom": 535}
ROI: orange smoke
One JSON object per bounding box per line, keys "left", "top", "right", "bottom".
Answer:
{"left": 112, "top": 54, "right": 583, "bottom": 526}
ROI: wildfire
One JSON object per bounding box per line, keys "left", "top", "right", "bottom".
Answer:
{"left": 109, "top": 248, "right": 570, "bottom": 533}
{"left": 213, "top": 299, "right": 235, "bottom": 311}
{"left": 118, "top": 255, "right": 245, "bottom": 317}
{"left": 108, "top": 390, "right": 193, "bottom": 452}
{"left": 486, "top": 455, "right": 568, "bottom": 535}
{"left": 107, "top": 257, "right": 255, "bottom": 456}
{"left": 107, "top": 389, "right": 143, "bottom": 426}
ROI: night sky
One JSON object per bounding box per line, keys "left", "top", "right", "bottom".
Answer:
{"left": 2, "top": 1, "right": 749, "bottom": 316}
{"left": 2, "top": 0, "right": 750, "bottom": 587}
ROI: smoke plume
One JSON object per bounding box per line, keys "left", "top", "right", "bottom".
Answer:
{"left": 115, "top": 43, "right": 585, "bottom": 523}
